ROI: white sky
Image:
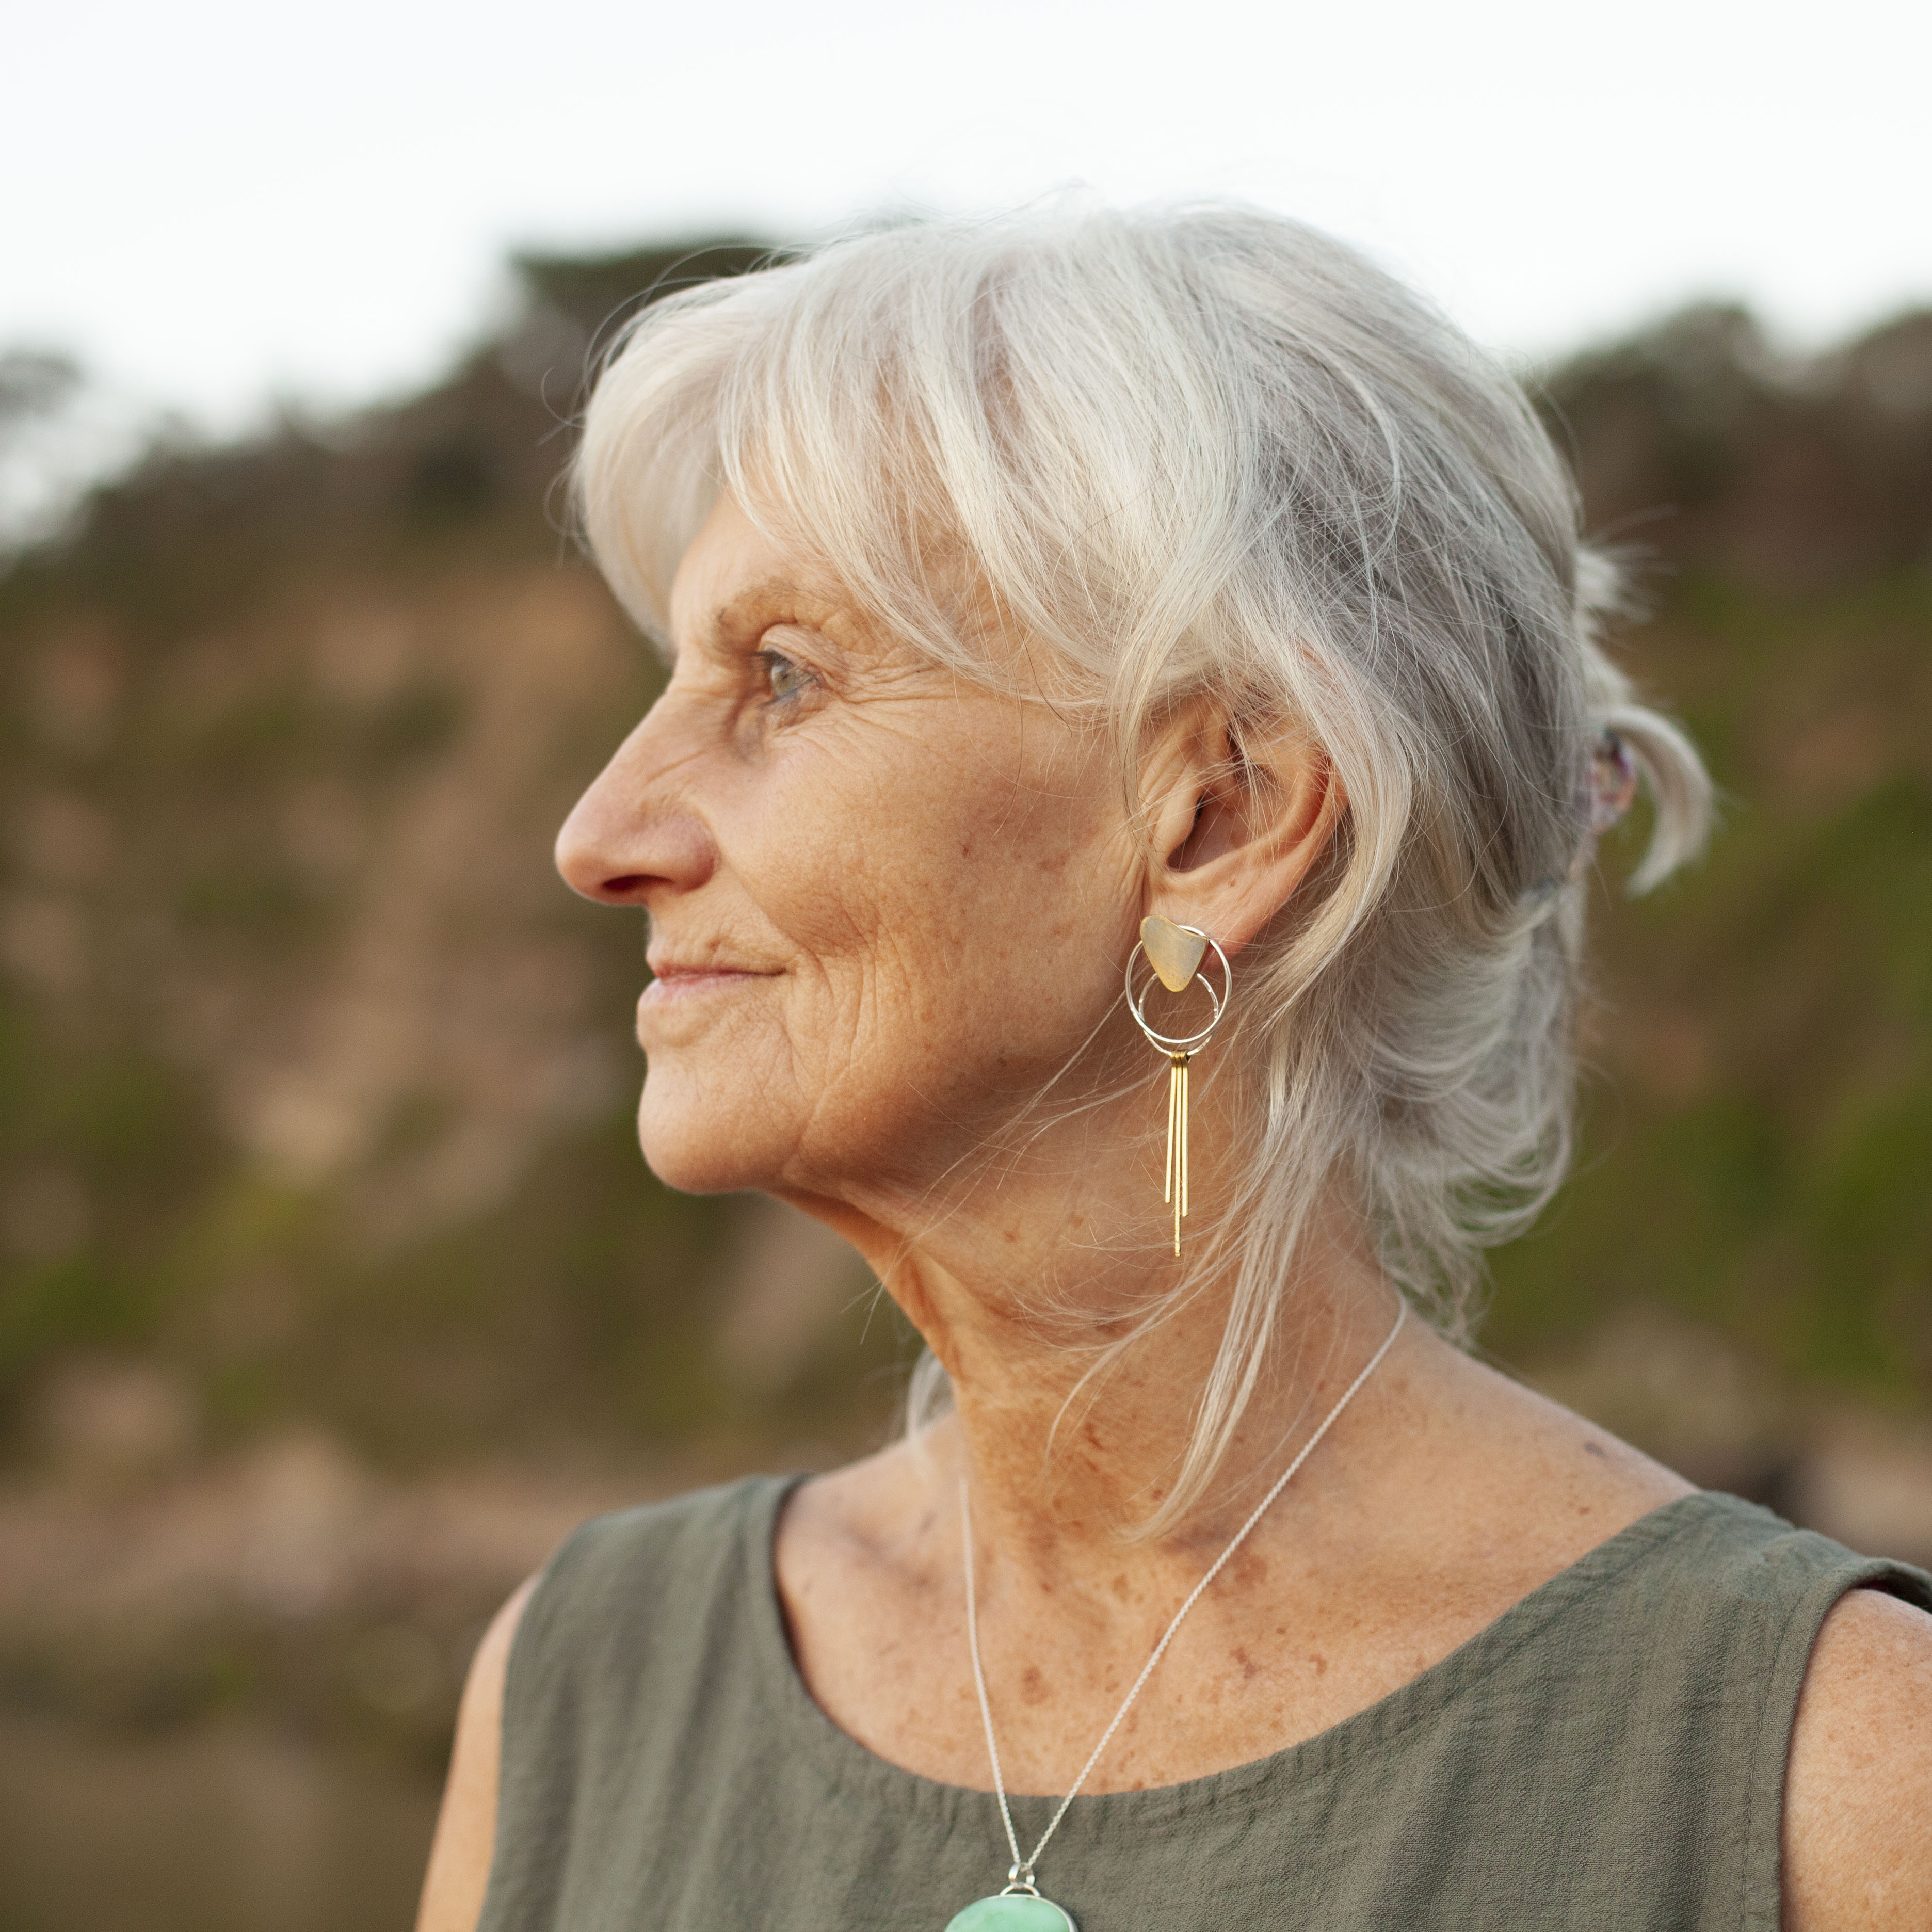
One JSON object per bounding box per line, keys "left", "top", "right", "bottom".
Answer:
{"left": 5, "top": 0, "right": 1930, "bottom": 436}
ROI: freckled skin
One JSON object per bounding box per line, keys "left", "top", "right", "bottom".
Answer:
{"left": 554, "top": 512, "right": 1138, "bottom": 1217}
{"left": 417, "top": 494, "right": 1932, "bottom": 1932}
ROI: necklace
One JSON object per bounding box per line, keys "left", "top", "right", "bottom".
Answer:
{"left": 944, "top": 1298, "right": 1407, "bottom": 1931}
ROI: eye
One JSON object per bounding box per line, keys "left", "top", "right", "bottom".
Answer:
{"left": 758, "top": 646, "right": 814, "bottom": 705}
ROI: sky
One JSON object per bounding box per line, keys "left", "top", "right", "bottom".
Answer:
{"left": 4, "top": 0, "right": 1930, "bottom": 442}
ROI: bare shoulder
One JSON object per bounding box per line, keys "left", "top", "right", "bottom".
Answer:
{"left": 414, "top": 1574, "right": 540, "bottom": 1932}
{"left": 1387, "top": 1325, "right": 1696, "bottom": 1573}
{"left": 1782, "top": 1585, "right": 1932, "bottom": 1930}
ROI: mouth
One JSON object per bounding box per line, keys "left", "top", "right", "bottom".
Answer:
{"left": 638, "top": 960, "right": 776, "bottom": 1008}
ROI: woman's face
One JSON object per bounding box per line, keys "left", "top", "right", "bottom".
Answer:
{"left": 556, "top": 494, "right": 1144, "bottom": 1212}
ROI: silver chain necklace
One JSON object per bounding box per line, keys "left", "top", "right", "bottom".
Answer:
{"left": 945, "top": 1298, "right": 1407, "bottom": 1932}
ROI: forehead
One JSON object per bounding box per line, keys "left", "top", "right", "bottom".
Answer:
{"left": 667, "top": 494, "right": 841, "bottom": 646}
{"left": 660, "top": 487, "right": 1055, "bottom": 705}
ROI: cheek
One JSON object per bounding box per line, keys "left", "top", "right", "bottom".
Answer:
{"left": 665, "top": 713, "right": 1132, "bottom": 1189}
{"left": 828, "top": 768, "right": 1125, "bottom": 1137}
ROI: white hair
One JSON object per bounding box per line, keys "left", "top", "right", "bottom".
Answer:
{"left": 575, "top": 200, "right": 1712, "bottom": 1529}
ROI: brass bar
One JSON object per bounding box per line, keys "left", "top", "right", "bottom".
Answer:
{"left": 1170, "top": 1060, "right": 1180, "bottom": 1250}
{"left": 1163, "top": 1059, "right": 1176, "bottom": 1204}
{"left": 1180, "top": 1057, "right": 1190, "bottom": 1220}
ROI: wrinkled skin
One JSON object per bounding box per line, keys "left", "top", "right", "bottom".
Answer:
{"left": 561, "top": 500, "right": 1141, "bottom": 1217}
{"left": 417, "top": 494, "right": 1932, "bottom": 1932}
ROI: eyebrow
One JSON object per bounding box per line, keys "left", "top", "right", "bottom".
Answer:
{"left": 706, "top": 576, "right": 817, "bottom": 643}
{"left": 659, "top": 576, "right": 808, "bottom": 669}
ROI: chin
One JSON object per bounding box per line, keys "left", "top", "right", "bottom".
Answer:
{"left": 634, "top": 1068, "right": 797, "bottom": 1196}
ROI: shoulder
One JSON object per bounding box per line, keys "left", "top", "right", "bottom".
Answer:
{"left": 415, "top": 1573, "right": 537, "bottom": 1932}
{"left": 1783, "top": 1584, "right": 1932, "bottom": 1929}
{"left": 412, "top": 1475, "right": 791, "bottom": 1932}
{"left": 1379, "top": 1332, "right": 1697, "bottom": 1593}
{"left": 521, "top": 1475, "right": 781, "bottom": 1643}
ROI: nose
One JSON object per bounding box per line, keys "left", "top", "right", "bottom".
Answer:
{"left": 555, "top": 716, "right": 719, "bottom": 907}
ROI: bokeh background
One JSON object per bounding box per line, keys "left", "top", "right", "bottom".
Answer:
{"left": 3, "top": 3, "right": 1930, "bottom": 1927}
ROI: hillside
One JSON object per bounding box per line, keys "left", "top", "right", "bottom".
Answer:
{"left": 1491, "top": 307, "right": 1932, "bottom": 1468}
{"left": 4, "top": 261, "right": 1929, "bottom": 1486}
{"left": 5, "top": 264, "right": 1931, "bottom": 1478}
{"left": 1, "top": 243, "right": 904, "bottom": 1476}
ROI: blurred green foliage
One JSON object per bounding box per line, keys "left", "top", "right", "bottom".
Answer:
{"left": 0, "top": 272, "right": 1926, "bottom": 1477}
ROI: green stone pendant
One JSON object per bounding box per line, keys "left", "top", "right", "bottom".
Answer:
{"left": 945, "top": 1892, "right": 1077, "bottom": 1931}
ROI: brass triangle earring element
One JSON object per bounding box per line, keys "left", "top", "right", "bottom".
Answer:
{"left": 1125, "top": 917, "right": 1231, "bottom": 1255}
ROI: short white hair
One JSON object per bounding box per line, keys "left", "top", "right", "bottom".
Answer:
{"left": 576, "top": 200, "right": 1711, "bottom": 1528}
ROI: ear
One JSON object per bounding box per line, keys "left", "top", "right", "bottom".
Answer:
{"left": 1138, "top": 698, "right": 1347, "bottom": 956}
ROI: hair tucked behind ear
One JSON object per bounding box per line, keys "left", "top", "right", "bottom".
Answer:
{"left": 575, "top": 198, "right": 1714, "bottom": 1533}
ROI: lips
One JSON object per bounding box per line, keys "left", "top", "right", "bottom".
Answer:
{"left": 644, "top": 958, "right": 770, "bottom": 983}
{"left": 637, "top": 955, "right": 779, "bottom": 1016}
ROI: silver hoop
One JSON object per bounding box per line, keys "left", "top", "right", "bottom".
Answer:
{"left": 1123, "top": 925, "right": 1230, "bottom": 1054}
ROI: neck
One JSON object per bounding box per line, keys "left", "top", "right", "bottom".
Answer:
{"left": 782, "top": 1078, "right": 1403, "bottom": 1558}
{"left": 942, "top": 1214, "right": 1397, "bottom": 1560}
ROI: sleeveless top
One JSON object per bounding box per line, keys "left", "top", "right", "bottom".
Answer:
{"left": 478, "top": 1476, "right": 1931, "bottom": 1931}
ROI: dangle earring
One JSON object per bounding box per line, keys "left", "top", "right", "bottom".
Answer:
{"left": 1125, "top": 916, "right": 1231, "bottom": 1256}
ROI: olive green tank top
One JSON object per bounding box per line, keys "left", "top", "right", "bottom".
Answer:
{"left": 478, "top": 1477, "right": 1929, "bottom": 1931}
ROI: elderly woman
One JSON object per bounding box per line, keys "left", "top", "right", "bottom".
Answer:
{"left": 417, "top": 205, "right": 1931, "bottom": 1932}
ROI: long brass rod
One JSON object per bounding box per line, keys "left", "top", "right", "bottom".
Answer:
{"left": 1180, "top": 1057, "right": 1190, "bottom": 1221}
{"left": 1169, "top": 1051, "right": 1190, "bottom": 1255}
{"left": 1163, "top": 1058, "right": 1176, "bottom": 1204}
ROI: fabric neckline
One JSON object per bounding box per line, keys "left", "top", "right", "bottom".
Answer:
{"left": 745, "top": 1481, "right": 1752, "bottom": 1833}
